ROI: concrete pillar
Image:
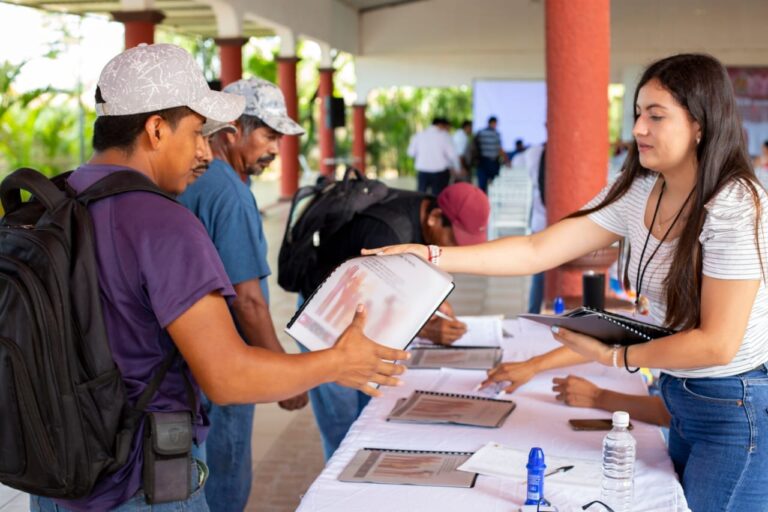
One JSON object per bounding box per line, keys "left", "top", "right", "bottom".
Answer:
{"left": 318, "top": 67, "right": 336, "bottom": 176}
{"left": 545, "top": 0, "right": 610, "bottom": 302}
{"left": 278, "top": 56, "right": 301, "bottom": 199}
{"left": 215, "top": 37, "right": 248, "bottom": 88}
{"left": 111, "top": 10, "right": 164, "bottom": 49}
{"left": 352, "top": 104, "right": 367, "bottom": 173}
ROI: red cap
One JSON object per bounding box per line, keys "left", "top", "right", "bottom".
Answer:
{"left": 437, "top": 183, "right": 490, "bottom": 245}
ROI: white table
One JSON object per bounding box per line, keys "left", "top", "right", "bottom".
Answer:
{"left": 298, "top": 319, "right": 689, "bottom": 512}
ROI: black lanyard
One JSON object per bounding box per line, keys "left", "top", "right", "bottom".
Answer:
{"left": 634, "top": 182, "right": 695, "bottom": 309}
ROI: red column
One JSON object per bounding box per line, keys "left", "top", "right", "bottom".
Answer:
{"left": 352, "top": 104, "right": 367, "bottom": 173}
{"left": 111, "top": 10, "right": 164, "bottom": 49}
{"left": 545, "top": 0, "right": 610, "bottom": 302}
{"left": 215, "top": 37, "right": 248, "bottom": 88}
{"left": 318, "top": 67, "right": 335, "bottom": 176}
{"left": 278, "top": 56, "right": 301, "bottom": 200}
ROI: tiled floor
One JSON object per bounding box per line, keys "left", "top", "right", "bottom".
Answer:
{"left": 0, "top": 175, "right": 531, "bottom": 512}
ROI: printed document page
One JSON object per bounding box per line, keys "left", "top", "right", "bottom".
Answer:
{"left": 286, "top": 254, "right": 454, "bottom": 351}
{"left": 406, "top": 347, "right": 503, "bottom": 370}
{"left": 338, "top": 448, "right": 477, "bottom": 488}
{"left": 387, "top": 390, "right": 516, "bottom": 428}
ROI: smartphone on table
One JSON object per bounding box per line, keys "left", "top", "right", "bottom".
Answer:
{"left": 568, "top": 418, "right": 633, "bottom": 431}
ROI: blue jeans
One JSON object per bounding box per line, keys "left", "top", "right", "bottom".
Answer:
{"left": 416, "top": 170, "right": 450, "bottom": 196}
{"left": 197, "top": 396, "right": 254, "bottom": 512}
{"left": 30, "top": 459, "right": 209, "bottom": 511}
{"left": 476, "top": 157, "right": 500, "bottom": 194}
{"left": 527, "top": 272, "right": 545, "bottom": 314}
{"left": 659, "top": 366, "right": 768, "bottom": 511}
{"left": 297, "top": 342, "right": 370, "bottom": 460}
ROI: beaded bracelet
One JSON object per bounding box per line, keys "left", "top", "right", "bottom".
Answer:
{"left": 611, "top": 345, "right": 621, "bottom": 368}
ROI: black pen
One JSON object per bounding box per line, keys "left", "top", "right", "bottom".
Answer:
{"left": 544, "top": 464, "right": 574, "bottom": 477}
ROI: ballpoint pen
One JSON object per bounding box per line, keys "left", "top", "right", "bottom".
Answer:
{"left": 433, "top": 310, "right": 457, "bottom": 322}
{"left": 544, "top": 465, "right": 574, "bottom": 477}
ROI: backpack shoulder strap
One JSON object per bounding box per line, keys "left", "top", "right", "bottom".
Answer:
{"left": 77, "top": 170, "right": 176, "bottom": 206}
{"left": 0, "top": 167, "right": 68, "bottom": 214}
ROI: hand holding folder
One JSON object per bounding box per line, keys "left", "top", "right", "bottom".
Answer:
{"left": 520, "top": 307, "right": 675, "bottom": 346}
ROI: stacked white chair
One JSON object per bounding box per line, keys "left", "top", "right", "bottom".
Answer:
{"left": 487, "top": 165, "right": 532, "bottom": 240}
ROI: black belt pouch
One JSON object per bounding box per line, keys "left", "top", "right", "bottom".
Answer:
{"left": 142, "top": 411, "right": 193, "bottom": 504}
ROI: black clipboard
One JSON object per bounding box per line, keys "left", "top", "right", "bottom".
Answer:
{"left": 520, "top": 307, "right": 675, "bottom": 345}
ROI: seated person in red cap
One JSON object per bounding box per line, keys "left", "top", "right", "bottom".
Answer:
{"left": 298, "top": 182, "right": 491, "bottom": 460}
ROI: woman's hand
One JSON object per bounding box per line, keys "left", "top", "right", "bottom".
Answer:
{"left": 552, "top": 375, "right": 603, "bottom": 408}
{"left": 361, "top": 244, "right": 429, "bottom": 260}
{"left": 479, "top": 359, "right": 542, "bottom": 393}
{"left": 550, "top": 326, "right": 613, "bottom": 366}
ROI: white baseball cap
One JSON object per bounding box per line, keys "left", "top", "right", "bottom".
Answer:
{"left": 95, "top": 43, "right": 245, "bottom": 123}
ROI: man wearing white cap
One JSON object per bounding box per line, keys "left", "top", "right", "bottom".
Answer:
{"left": 30, "top": 44, "right": 408, "bottom": 512}
{"left": 178, "top": 77, "right": 308, "bottom": 511}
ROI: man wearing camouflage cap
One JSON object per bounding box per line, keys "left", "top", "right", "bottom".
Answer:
{"left": 190, "top": 120, "right": 238, "bottom": 182}
{"left": 178, "top": 77, "right": 307, "bottom": 511}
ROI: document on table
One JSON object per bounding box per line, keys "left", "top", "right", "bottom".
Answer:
{"left": 286, "top": 253, "right": 454, "bottom": 351}
{"left": 338, "top": 448, "right": 478, "bottom": 488}
{"left": 457, "top": 442, "right": 602, "bottom": 488}
{"left": 387, "top": 390, "right": 516, "bottom": 428}
{"left": 406, "top": 347, "right": 503, "bottom": 370}
{"left": 452, "top": 315, "right": 504, "bottom": 347}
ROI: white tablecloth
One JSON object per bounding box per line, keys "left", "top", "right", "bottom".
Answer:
{"left": 297, "top": 319, "right": 689, "bottom": 512}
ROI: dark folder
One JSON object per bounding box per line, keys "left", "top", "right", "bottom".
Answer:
{"left": 519, "top": 307, "right": 675, "bottom": 346}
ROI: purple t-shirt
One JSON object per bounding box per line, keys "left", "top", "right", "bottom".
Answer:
{"left": 57, "top": 165, "right": 235, "bottom": 511}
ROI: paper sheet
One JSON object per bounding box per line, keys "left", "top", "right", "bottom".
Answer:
{"left": 458, "top": 442, "right": 602, "bottom": 488}
{"left": 451, "top": 315, "right": 504, "bottom": 346}
{"left": 287, "top": 254, "right": 453, "bottom": 351}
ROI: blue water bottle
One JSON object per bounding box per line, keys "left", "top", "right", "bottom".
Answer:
{"left": 553, "top": 296, "right": 565, "bottom": 315}
{"left": 524, "top": 447, "right": 547, "bottom": 505}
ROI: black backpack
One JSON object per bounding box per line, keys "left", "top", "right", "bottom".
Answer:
{"left": 0, "top": 168, "right": 181, "bottom": 498}
{"left": 278, "top": 167, "right": 413, "bottom": 294}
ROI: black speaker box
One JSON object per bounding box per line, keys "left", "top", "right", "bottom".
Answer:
{"left": 326, "top": 96, "right": 346, "bottom": 128}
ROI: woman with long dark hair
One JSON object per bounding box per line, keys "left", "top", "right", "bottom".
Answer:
{"left": 365, "top": 53, "right": 768, "bottom": 510}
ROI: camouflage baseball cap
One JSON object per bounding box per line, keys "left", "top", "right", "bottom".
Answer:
{"left": 95, "top": 43, "right": 245, "bottom": 123}
{"left": 223, "top": 77, "right": 305, "bottom": 136}
{"left": 202, "top": 120, "right": 237, "bottom": 138}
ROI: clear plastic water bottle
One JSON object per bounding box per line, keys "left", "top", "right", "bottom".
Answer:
{"left": 601, "top": 411, "right": 636, "bottom": 512}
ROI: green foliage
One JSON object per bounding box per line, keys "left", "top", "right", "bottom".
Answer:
{"left": 0, "top": 58, "right": 91, "bottom": 180}
{"left": 245, "top": 52, "right": 277, "bottom": 84}
{"left": 362, "top": 86, "right": 472, "bottom": 176}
